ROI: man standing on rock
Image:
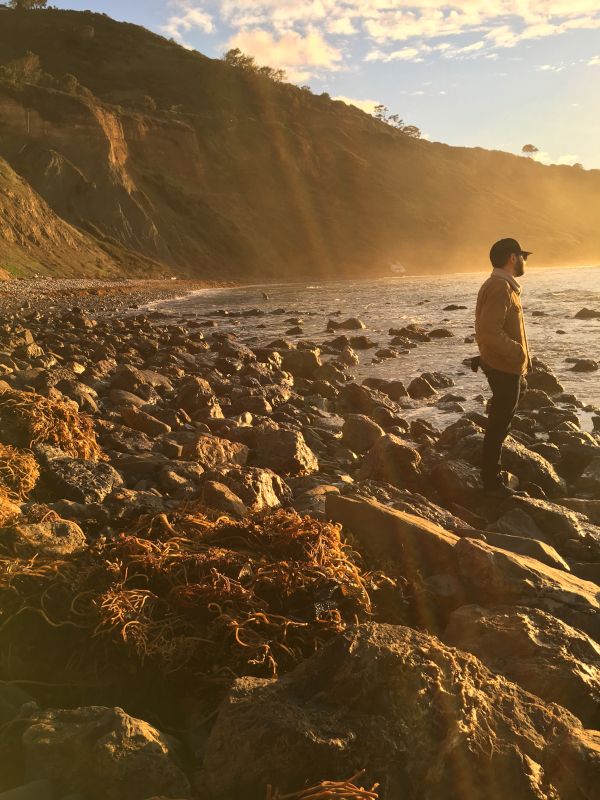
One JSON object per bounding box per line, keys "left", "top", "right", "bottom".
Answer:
{"left": 475, "top": 238, "right": 532, "bottom": 498}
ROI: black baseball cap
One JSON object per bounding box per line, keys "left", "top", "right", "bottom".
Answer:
{"left": 489, "top": 238, "right": 532, "bottom": 268}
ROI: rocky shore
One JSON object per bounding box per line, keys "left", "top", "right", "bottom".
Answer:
{"left": 0, "top": 278, "right": 222, "bottom": 317}
{"left": 0, "top": 281, "right": 599, "bottom": 800}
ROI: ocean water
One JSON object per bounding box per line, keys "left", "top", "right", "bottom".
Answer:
{"left": 158, "top": 266, "right": 600, "bottom": 429}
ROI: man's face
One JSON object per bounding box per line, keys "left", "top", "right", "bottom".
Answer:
{"left": 512, "top": 253, "right": 525, "bottom": 277}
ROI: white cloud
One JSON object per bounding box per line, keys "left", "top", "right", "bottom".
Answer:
{"left": 327, "top": 17, "right": 358, "bottom": 35}
{"left": 365, "top": 45, "right": 431, "bottom": 63}
{"left": 536, "top": 63, "right": 565, "bottom": 70}
{"left": 333, "top": 95, "right": 380, "bottom": 113}
{"left": 161, "top": 2, "right": 214, "bottom": 43}
{"left": 161, "top": 2, "right": 600, "bottom": 70}
{"left": 440, "top": 39, "right": 487, "bottom": 59}
{"left": 531, "top": 150, "right": 580, "bottom": 165}
{"left": 226, "top": 27, "right": 342, "bottom": 80}
{"left": 588, "top": 55, "right": 600, "bottom": 65}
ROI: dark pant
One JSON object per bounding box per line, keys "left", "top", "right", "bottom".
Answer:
{"left": 482, "top": 366, "right": 521, "bottom": 487}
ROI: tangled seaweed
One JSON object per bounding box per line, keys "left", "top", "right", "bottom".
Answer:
{"left": 0, "top": 491, "right": 20, "bottom": 527}
{"left": 0, "top": 444, "right": 39, "bottom": 502}
{"left": 0, "top": 508, "right": 395, "bottom": 682}
{"left": 0, "top": 388, "right": 102, "bottom": 462}
{"left": 266, "top": 771, "right": 379, "bottom": 799}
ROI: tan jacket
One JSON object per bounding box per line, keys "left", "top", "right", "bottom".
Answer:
{"left": 475, "top": 270, "right": 531, "bottom": 375}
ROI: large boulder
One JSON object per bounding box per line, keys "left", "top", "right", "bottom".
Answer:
{"left": 505, "top": 496, "right": 586, "bottom": 545}
{"left": 201, "top": 481, "right": 247, "bottom": 517}
{"left": 21, "top": 705, "right": 190, "bottom": 800}
{"left": 556, "top": 498, "right": 600, "bottom": 526}
{"left": 341, "top": 414, "right": 384, "bottom": 454}
{"left": 159, "top": 461, "right": 206, "bottom": 499}
{"left": 35, "top": 445, "right": 123, "bottom": 504}
{"left": 357, "top": 434, "right": 421, "bottom": 487}
{"left": 182, "top": 434, "right": 249, "bottom": 469}
{"left": 254, "top": 429, "right": 319, "bottom": 476}
{"left": 337, "top": 382, "right": 396, "bottom": 415}
{"left": 489, "top": 507, "right": 550, "bottom": 543}
{"left": 120, "top": 407, "right": 171, "bottom": 437}
{"left": 204, "top": 623, "right": 595, "bottom": 800}
{"left": 281, "top": 348, "right": 322, "bottom": 378}
{"left": 407, "top": 376, "right": 437, "bottom": 399}
{"left": 444, "top": 605, "right": 600, "bottom": 726}
{"left": 437, "top": 418, "right": 484, "bottom": 450}
{"left": 343, "top": 481, "right": 476, "bottom": 534}
{"left": 110, "top": 365, "right": 172, "bottom": 394}
{"left": 175, "top": 376, "right": 214, "bottom": 413}
{"left": 455, "top": 538, "right": 600, "bottom": 641}
{"left": 577, "top": 457, "right": 600, "bottom": 497}
{"left": 200, "top": 465, "right": 292, "bottom": 511}
{"left": 7, "top": 517, "right": 86, "bottom": 558}
{"left": 483, "top": 531, "right": 570, "bottom": 572}
{"left": 326, "top": 494, "right": 458, "bottom": 581}
{"left": 428, "top": 459, "right": 483, "bottom": 504}
{"left": 450, "top": 434, "right": 566, "bottom": 496}
{"left": 526, "top": 360, "right": 564, "bottom": 395}
{"left": 501, "top": 437, "right": 567, "bottom": 495}
{"left": 550, "top": 432, "right": 600, "bottom": 479}
{"left": 101, "top": 488, "right": 165, "bottom": 524}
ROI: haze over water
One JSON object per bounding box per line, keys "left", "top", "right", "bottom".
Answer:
{"left": 161, "top": 265, "right": 600, "bottom": 428}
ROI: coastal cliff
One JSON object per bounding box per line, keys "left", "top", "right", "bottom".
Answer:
{"left": 1, "top": 7, "right": 600, "bottom": 278}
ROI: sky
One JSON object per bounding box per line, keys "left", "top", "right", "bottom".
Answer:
{"left": 51, "top": 1, "right": 600, "bottom": 169}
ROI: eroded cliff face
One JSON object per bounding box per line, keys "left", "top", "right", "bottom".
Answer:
{"left": 0, "top": 88, "right": 159, "bottom": 257}
{"left": 0, "top": 154, "right": 125, "bottom": 277}
{"left": 0, "top": 81, "right": 259, "bottom": 277}
{"left": 1, "top": 8, "right": 600, "bottom": 279}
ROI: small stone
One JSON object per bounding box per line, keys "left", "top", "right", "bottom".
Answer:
{"left": 407, "top": 376, "right": 437, "bottom": 399}
{"left": 574, "top": 307, "right": 600, "bottom": 319}
{"left": 570, "top": 358, "right": 598, "bottom": 372}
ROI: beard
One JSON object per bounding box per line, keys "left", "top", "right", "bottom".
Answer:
{"left": 515, "top": 260, "right": 525, "bottom": 277}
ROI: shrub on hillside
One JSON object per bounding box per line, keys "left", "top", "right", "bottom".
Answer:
{"left": 7, "top": 0, "right": 48, "bottom": 8}
{"left": 222, "top": 48, "right": 287, "bottom": 83}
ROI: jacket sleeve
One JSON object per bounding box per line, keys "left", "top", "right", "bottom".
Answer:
{"left": 476, "top": 282, "right": 525, "bottom": 364}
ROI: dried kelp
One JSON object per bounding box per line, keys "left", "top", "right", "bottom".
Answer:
{"left": 0, "top": 508, "right": 395, "bottom": 682}
{"left": 0, "top": 443, "right": 39, "bottom": 502}
{"left": 266, "top": 771, "right": 379, "bottom": 800}
{"left": 0, "top": 387, "right": 102, "bottom": 461}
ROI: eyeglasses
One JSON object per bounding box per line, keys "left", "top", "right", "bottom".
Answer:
{"left": 514, "top": 252, "right": 528, "bottom": 261}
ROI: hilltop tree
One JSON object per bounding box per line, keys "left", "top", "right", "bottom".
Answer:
{"left": 374, "top": 104, "right": 388, "bottom": 121}
{"left": 401, "top": 125, "right": 422, "bottom": 139}
{"left": 222, "top": 48, "right": 287, "bottom": 83}
{"left": 373, "top": 103, "right": 421, "bottom": 138}
{"left": 7, "top": 0, "right": 48, "bottom": 8}
{"left": 223, "top": 48, "right": 257, "bottom": 72}
{"left": 522, "top": 143, "right": 539, "bottom": 156}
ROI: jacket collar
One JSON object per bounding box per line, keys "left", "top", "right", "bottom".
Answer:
{"left": 491, "top": 267, "right": 521, "bottom": 294}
